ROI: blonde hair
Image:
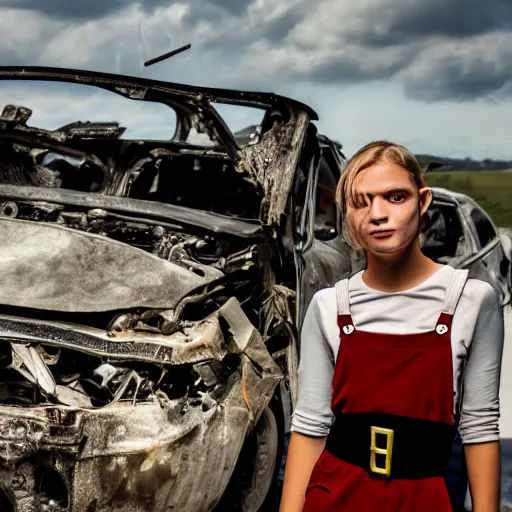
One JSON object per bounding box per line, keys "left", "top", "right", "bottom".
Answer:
{"left": 335, "top": 141, "right": 427, "bottom": 250}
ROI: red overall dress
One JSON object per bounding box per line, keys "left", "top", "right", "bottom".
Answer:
{"left": 303, "top": 268, "right": 469, "bottom": 512}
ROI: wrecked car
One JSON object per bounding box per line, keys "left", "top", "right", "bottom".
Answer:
{"left": 0, "top": 66, "right": 353, "bottom": 512}
{"left": 422, "top": 187, "right": 511, "bottom": 306}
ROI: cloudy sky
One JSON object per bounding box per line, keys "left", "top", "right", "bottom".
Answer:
{"left": 0, "top": 0, "right": 510, "bottom": 159}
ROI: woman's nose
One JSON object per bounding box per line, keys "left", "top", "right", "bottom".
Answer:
{"left": 369, "top": 197, "right": 388, "bottom": 224}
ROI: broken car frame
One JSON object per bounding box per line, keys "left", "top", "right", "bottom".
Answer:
{"left": 0, "top": 66, "right": 349, "bottom": 512}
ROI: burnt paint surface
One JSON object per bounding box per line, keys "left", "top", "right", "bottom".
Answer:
{"left": 0, "top": 217, "right": 221, "bottom": 313}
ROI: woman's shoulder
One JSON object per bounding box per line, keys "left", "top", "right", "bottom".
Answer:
{"left": 463, "top": 274, "right": 500, "bottom": 307}
{"left": 428, "top": 264, "right": 498, "bottom": 307}
{"left": 309, "top": 286, "right": 337, "bottom": 312}
{"left": 455, "top": 271, "right": 503, "bottom": 329}
{"left": 309, "top": 270, "right": 364, "bottom": 310}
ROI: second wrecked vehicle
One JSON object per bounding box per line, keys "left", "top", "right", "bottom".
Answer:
{"left": 0, "top": 66, "right": 349, "bottom": 512}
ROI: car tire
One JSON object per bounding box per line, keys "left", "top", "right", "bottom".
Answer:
{"left": 214, "top": 406, "right": 281, "bottom": 512}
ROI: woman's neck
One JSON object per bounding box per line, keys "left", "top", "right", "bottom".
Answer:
{"left": 362, "top": 243, "right": 443, "bottom": 293}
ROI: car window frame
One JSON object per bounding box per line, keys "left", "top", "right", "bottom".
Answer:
{"left": 469, "top": 205, "right": 498, "bottom": 250}
{"left": 423, "top": 200, "right": 470, "bottom": 261}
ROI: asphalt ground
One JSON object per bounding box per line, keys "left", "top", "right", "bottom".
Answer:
{"left": 499, "top": 306, "right": 512, "bottom": 508}
{"left": 499, "top": 228, "right": 512, "bottom": 508}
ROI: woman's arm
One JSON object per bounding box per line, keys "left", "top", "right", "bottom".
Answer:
{"left": 280, "top": 290, "right": 338, "bottom": 511}
{"left": 458, "top": 282, "right": 504, "bottom": 511}
{"left": 280, "top": 433, "right": 326, "bottom": 512}
{"left": 465, "top": 441, "right": 501, "bottom": 512}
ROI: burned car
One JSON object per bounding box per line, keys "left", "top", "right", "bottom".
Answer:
{"left": 0, "top": 66, "right": 352, "bottom": 512}
{"left": 422, "top": 187, "right": 511, "bottom": 306}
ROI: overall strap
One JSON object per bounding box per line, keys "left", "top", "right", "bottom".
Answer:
{"left": 442, "top": 268, "right": 470, "bottom": 315}
{"left": 335, "top": 279, "right": 351, "bottom": 315}
{"left": 435, "top": 268, "right": 469, "bottom": 335}
{"left": 335, "top": 279, "right": 355, "bottom": 335}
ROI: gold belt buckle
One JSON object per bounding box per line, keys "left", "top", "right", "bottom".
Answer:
{"left": 370, "top": 426, "right": 394, "bottom": 477}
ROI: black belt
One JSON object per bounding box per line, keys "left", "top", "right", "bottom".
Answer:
{"left": 325, "top": 412, "right": 456, "bottom": 480}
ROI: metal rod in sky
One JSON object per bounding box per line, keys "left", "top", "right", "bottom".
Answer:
{"left": 144, "top": 44, "right": 192, "bottom": 67}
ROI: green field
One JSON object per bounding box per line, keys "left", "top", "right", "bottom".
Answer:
{"left": 426, "top": 170, "right": 512, "bottom": 227}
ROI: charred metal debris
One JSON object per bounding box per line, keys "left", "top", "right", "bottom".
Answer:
{"left": 144, "top": 43, "right": 192, "bottom": 67}
{"left": 0, "top": 67, "right": 322, "bottom": 511}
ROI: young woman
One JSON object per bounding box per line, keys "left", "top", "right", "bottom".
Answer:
{"left": 280, "top": 141, "right": 504, "bottom": 512}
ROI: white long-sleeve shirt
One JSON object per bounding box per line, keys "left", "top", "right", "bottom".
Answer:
{"left": 291, "top": 265, "right": 504, "bottom": 445}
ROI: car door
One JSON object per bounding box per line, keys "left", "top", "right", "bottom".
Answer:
{"left": 425, "top": 191, "right": 510, "bottom": 306}
{"left": 466, "top": 203, "right": 510, "bottom": 305}
{"left": 294, "top": 136, "right": 358, "bottom": 331}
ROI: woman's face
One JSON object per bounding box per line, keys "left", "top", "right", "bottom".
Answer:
{"left": 346, "top": 161, "right": 431, "bottom": 255}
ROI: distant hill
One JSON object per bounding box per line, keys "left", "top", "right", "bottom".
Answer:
{"left": 416, "top": 154, "right": 512, "bottom": 172}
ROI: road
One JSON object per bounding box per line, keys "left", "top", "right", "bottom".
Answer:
{"left": 464, "top": 305, "right": 511, "bottom": 510}
{"left": 500, "top": 306, "right": 512, "bottom": 508}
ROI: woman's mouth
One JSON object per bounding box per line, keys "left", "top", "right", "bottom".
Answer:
{"left": 370, "top": 230, "right": 394, "bottom": 239}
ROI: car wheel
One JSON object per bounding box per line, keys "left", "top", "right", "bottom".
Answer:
{"left": 215, "top": 406, "right": 281, "bottom": 512}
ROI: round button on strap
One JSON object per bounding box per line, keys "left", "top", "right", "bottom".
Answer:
{"left": 436, "top": 324, "right": 448, "bottom": 335}
{"left": 343, "top": 325, "right": 355, "bottom": 335}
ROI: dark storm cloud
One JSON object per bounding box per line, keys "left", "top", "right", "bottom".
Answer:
{"left": 406, "top": 72, "right": 512, "bottom": 102}
{"left": 179, "top": 0, "right": 305, "bottom": 64}
{"left": 285, "top": 0, "right": 512, "bottom": 102}
{"left": 386, "top": 0, "right": 512, "bottom": 39}
{"left": 401, "top": 37, "right": 512, "bottom": 102}
{"left": 0, "top": 0, "right": 253, "bottom": 20}
{"left": 207, "top": 0, "right": 252, "bottom": 15}
{"left": 260, "top": 9, "right": 305, "bottom": 42}
{"left": 0, "top": 0, "right": 136, "bottom": 19}
{"left": 311, "top": 54, "right": 409, "bottom": 85}
{"left": 0, "top": 0, "right": 510, "bottom": 103}
{"left": 348, "top": 0, "right": 512, "bottom": 47}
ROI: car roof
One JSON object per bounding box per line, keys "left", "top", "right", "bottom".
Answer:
{"left": 0, "top": 66, "right": 319, "bottom": 120}
{"left": 431, "top": 186, "right": 477, "bottom": 207}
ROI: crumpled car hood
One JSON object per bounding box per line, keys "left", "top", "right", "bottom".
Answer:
{"left": 0, "top": 216, "right": 223, "bottom": 312}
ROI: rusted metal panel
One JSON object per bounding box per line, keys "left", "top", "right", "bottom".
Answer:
{"left": 236, "top": 111, "right": 310, "bottom": 226}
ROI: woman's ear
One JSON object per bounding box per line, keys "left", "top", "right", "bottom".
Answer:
{"left": 418, "top": 187, "right": 432, "bottom": 217}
